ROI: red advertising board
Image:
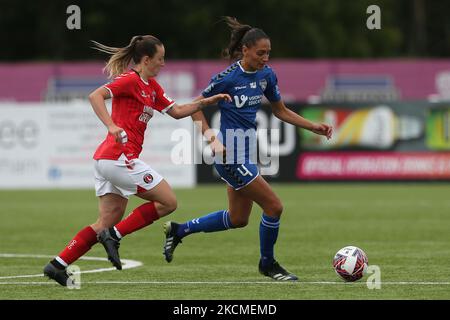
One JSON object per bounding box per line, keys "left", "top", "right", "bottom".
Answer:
{"left": 298, "top": 152, "right": 450, "bottom": 180}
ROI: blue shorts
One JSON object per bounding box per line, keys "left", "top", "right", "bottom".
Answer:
{"left": 214, "top": 162, "right": 259, "bottom": 190}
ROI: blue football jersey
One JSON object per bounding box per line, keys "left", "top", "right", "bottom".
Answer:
{"left": 202, "top": 61, "right": 281, "bottom": 163}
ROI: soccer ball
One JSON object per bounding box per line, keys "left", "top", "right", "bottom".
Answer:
{"left": 333, "top": 246, "right": 368, "bottom": 282}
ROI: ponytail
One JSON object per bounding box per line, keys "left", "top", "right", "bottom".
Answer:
{"left": 222, "top": 16, "right": 269, "bottom": 61}
{"left": 91, "top": 35, "right": 162, "bottom": 79}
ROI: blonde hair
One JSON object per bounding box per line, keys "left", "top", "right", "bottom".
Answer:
{"left": 91, "top": 35, "right": 162, "bottom": 79}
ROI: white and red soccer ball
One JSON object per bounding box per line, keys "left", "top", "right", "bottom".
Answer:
{"left": 333, "top": 246, "right": 368, "bottom": 282}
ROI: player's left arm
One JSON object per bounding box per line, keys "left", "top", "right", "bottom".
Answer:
{"left": 167, "top": 93, "right": 231, "bottom": 119}
{"left": 270, "top": 100, "right": 333, "bottom": 139}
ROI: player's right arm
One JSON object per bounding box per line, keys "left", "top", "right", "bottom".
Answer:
{"left": 88, "top": 87, "right": 125, "bottom": 143}
{"left": 191, "top": 96, "right": 226, "bottom": 156}
{"left": 191, "top": 96, "right": 215, "bottom": 140}
{"left": 190, "top": 72, "right": 230, "bottom": 156}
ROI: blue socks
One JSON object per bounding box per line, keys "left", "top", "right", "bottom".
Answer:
{"left": 177, "top": 210, "right": 234, "bottom": 238}
{"left": 259, "top": 213, "right": 280, "bottom": 267}
{"left": 177, "top": 211, "right": 281, "bottom": 268}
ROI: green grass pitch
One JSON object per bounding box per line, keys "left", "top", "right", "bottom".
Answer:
{"left": 0, "top": 184, "right": 449, "bottom": 299}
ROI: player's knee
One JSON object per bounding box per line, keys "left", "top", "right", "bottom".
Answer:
{"left": 230, "top": 216, "right": 249, "bottom": 228}
{"left": 159, "top": 198, "right": 178, "bottom": 216}
{"left": 267, "top": 201, "right": 283, "bottom": 217}
{"left": 166, "top": 198, "right": 178, "bottom": 214}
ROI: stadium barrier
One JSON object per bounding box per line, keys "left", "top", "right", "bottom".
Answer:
{"left": 0, "top": 101, "right": 194, "bottom": 189}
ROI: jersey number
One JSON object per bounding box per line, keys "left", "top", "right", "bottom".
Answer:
{"left": 237, "top": 164, "right": 253, "bottom": 177}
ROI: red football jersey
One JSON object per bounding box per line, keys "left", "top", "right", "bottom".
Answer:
{"left": 93, "top": 70, "right": 175, "bottom": 160}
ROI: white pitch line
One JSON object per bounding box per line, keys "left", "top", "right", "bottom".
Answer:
{"left": 2, "top": 254, "right": 449, "bottom": 286}
{"left": 0, "top": 253, "right": 142, "bottom": 279}
{"left": 0, "top": 281, "right": 449, "bottom": 285}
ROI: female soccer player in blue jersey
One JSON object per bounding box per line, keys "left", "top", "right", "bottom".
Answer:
{"left": 163, "top": 17, "right": 332, "bottom": 281}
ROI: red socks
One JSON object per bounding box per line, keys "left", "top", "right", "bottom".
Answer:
{"left": 55, "top": 203, "right": 159, "bottom": 266}
{"left": 115, "top": 202, "right": 159, "bottom": 237}
{"left": 56, "top": 226, "right": 98, "bottom": 266}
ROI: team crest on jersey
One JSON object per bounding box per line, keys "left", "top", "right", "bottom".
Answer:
{"left": 259, "top": 79, "right": 267, "bottom": 91}
{"left": 143, "top": 173, "right": 153, "bottom": 184}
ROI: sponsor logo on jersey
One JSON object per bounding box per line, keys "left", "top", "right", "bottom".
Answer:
{"left": 234, "top": 94, "right": 263, "bottom": 107}
{"left": 143, "top": 173, "right": 154, "bottom": 184}
{"left": 139, "top": 105, "right": 154, "bottom": 123}
{"left": 250, "top": 82, "right": 257, "bottom": 89}
{"left": 234, "top": 85, "right": 247, "bottom": 90}
{"left": 234, "top": 95, "right": 249, "bottom": 108}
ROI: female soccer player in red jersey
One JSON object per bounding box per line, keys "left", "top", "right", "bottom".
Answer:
{"left": 163, "top": 18, "right": 332, "bottom": 281}
{"left": 43, "top": 35, "right": 231, "bottom": 286}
